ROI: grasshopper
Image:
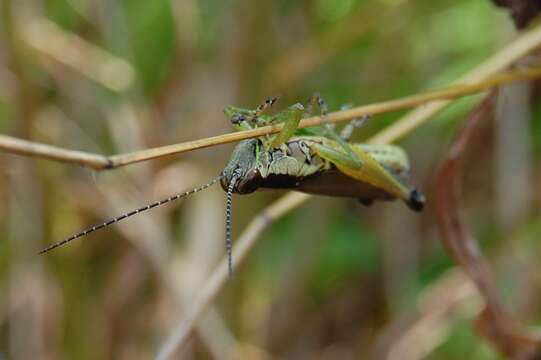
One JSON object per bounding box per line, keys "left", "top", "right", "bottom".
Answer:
{"left": 40, "top": 94, "right": 424, "bottom": 277}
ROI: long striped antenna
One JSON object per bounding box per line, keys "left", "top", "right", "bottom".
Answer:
{"left": 225, "top": 168, "right": 241, "bottom": 278}
{"left": 39, "top": 174, "right": 223, "bottom": 254}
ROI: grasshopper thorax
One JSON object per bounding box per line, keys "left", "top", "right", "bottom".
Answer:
{"left": 220, "top": 139, "right": 263, "bottom": 194}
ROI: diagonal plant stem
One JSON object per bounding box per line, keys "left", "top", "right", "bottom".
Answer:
{"left": 0, "top": 134, "right": 111, "bottom": 168}
{"left": 3, "top": 66, "right": 541, "bottom": 171}
{"left": 156, "top": 192, "right": 310, "bottom": 360}
{"left": 371, "top": 20, "right": 541, "bottom": 144}
{"left": 4, "top": 21, "right": 541, "bottom": 171}
{"left": 107, "top": 66, "right": 541, "bottom": 168}
{"left": 155, "top": 23, "right": 541, "bottom": 359}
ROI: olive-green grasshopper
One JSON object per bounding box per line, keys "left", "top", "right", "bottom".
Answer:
{"left": 39, "top": 94, "right": 424, "bottom": 277}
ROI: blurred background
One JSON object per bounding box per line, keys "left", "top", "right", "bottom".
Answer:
{"left": 0, "top": 0, "right": 540, "bottom": 359}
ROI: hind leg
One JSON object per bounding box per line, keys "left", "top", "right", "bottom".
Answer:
{"left": 304, "top": 93, "right": 364, "bottom": 166}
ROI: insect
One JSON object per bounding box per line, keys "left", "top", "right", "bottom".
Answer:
{"left": 39, "top": 94, "right": 424, "bottom": 278}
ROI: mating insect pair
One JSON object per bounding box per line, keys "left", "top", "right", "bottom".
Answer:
{"left": 40, "top": 94, "right": 425, "bottom": 277}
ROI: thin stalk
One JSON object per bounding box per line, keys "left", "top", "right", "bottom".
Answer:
{"left": 3, "top": 66, "right": 541, "bottom": 170}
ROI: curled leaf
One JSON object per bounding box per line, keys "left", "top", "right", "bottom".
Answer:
{"left": 434, "top": 91, "right": 540, "bottom": 359}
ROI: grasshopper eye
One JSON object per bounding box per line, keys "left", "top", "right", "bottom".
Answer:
{"left": 237, "top": 168, "right": 262, "bottom": 194}
{"left": 220, "top": 168, "right": 262, "bottom": 194}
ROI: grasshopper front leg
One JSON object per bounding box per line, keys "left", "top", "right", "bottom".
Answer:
{"left": 310, "top": 142, "right": 424, "bottom": 211}
{"left": 270, "top": 103, "right": 305, "bottom": 147}
{"left": 268, "top": 93, "right": 332, "bottom": 148}
{"left": 224, "top": 96, "right": 305, "bottom": 149}
{"left": 223, "top": 96, "right": 279, "bottom": 131}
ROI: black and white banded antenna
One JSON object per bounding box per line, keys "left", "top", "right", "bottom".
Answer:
{"left": 38, "top": 174, "right": 224, "bottom": 255}
{"left": 225, "top": 168, "right": 242, "bottom": 278}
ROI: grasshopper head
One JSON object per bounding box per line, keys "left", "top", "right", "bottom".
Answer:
{"left": 221, "top": 139, "right": 262, "bottom": 194}
{"left": 223, "top": 106, "right": 238, "bottom": 119}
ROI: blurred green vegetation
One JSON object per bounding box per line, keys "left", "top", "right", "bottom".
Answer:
{"left": 1, "top": 0, "right": 540, "bottom": 359}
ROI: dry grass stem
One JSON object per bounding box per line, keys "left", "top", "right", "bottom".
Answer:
{"left": 3, "top": 66, "right": 541, "bottom": 171}
{"left": 385, "top": 270, "right": 481, "bottom": 360}
{"left": 4, "top": 2, "right": 540, "bottom": 359}
{"left": 110, "top": 65, "right": 541, "bottom": 168}
{"left": 5, "top": 21, "right": 541, "bottom": 169}
{"left": 156, "top": 192, "right": 311, "bottom": 360}
{"left": 371, "top": 21, "right": 541, "bottom": 144}
{"left": 0, "top": 134, "right": 110, "bottom": 168}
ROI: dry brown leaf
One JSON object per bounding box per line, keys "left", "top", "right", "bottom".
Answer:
{"left": 434, "top": 91, "right": 541, "bottom": 359}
